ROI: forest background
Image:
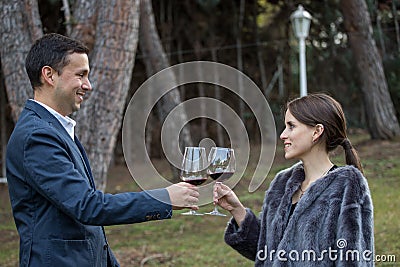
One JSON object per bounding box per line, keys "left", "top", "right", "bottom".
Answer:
{"left": 1, "top": 0, "right": 400, "bottom": 188}
{"left": 0, "top": 0, "right": 400, "bottom": 266}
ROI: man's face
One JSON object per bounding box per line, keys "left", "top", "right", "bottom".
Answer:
{"left": 52, "top": 53, "right": 91, "bottom": 116}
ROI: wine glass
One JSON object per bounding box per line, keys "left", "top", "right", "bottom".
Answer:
{"left": 205, "top": 147, "right": 235, "bottom": 216}
{"left": 180, "top": 147, "right": 208, "bottom": 215}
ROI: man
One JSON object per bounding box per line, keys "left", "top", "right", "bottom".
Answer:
{"left": 6, "top": 33, "right": 199, "bottom": 267}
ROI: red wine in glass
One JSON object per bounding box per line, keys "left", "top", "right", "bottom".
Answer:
{"left": 209, "top": 172, "right": 234, "bottom": 182}
{"left": 184, "top": 177, "right": 208, "bottom": 186}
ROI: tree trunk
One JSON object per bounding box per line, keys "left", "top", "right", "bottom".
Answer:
{"left": 1, "top": 69, "right": 6, "bottom": 179}
{"left": 211, "top": 48, "right": 224, "bottom": 147}
{"left": 277, "top": 55, "right": 284, "bottom": 98}
{"left": 138, "top": 0, "right": 192, "bottom": 180}
{"left": 61, "top": 0, "right": 72, "bottom": 36}
{"left": 190, "top": 30, "right": 206, "bottom": 139}
{"left": 177, "top": 39, "right": 185, "bottom": 99}
{"left": 393, "top": 0, "right": 400, "bottom": 53}
{"left": 236, "top": 0, "right": 245, "bottom": 120}
{"left": 24, "top": 0, "right": 43, "bottom": 42}
{"left": 253, "top": 1, "right": 267, "bottom": 94}
{"left": 375, "top": 7, "right": 386, "bottom": 59}
{"left": 340, "top": 0, "right": 400, "bottom": 139}
{"left": 195, "top": 60, "right": 207, "bottom": 137}
{"left": 0, "top": 0, "right": 42, "bottom": 122}
{"left": 74, "top": 0, "right": 140, "bottom": 190}
{"left": 70, "top": 0, "right": 97, "bottom": 51}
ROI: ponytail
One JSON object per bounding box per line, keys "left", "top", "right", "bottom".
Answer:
{"left": 341, "top": 139, "right": 364, "bottom": 174}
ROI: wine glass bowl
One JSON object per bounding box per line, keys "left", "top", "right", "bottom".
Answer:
{"left": 206, "top": 147, "right": 236, "bottom": 216}
{"left": 180, "top": 147, "right": 208, "bottom": 215}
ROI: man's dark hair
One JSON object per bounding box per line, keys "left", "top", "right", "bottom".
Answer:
{"left": 25, "top": 33, "right": 89, "bottom": 89}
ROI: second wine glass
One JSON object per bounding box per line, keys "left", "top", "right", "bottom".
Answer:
{"left": 206, "top": 147, "right": 235, "bottom": 216}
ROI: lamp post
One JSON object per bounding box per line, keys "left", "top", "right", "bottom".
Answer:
{"left": 291, "top": 5, "right": 312, "bottom": 97}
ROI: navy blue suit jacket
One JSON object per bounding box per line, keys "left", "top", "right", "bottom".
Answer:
{"left": 6, "top": 100, "right": 172, "bottom": 267}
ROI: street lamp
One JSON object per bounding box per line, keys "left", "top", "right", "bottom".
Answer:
{"left": 291, "top": 5, "right": 312, "bottom": 97}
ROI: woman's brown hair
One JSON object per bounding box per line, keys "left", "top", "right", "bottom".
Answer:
{"left": 286, "top": 93, "right": 363, "bottom": 173}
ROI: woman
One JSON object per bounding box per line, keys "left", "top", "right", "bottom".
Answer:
{"left": 214, "top": 93, "right": 374, "bottom": 266}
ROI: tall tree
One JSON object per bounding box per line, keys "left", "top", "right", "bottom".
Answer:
{"left": 0, "top": 68, "right": 6, "bottom": 179}
{"left": 340, "top": 0, "right": 400, "bottom": 139}
{"left": 70, "top": 0, "right": 97, "bottom": 50}
{"left": 236, "top": 0, "right": 245, "bottom": 120}
{"left": 0, "top": 0, "right": 141, "bottom": 190}
{"left": 138, "top": 0, "right": 193, "bottom": 179}
{"left": 0, "top": 0, "right": 42, "bottom": 122}
{"left": 73, "top": 0, "right": 141, "bottom": 190}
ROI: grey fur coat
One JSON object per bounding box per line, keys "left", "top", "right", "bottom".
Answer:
{"left": 224, "top": 163, "right": 374, "bottom": 266}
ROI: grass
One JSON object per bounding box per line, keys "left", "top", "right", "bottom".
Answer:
{"left": 106, "top": 216, "right": 254, "bottom": 266}
{"left": 0, "top": 134, "right": 399, "bottom": 266}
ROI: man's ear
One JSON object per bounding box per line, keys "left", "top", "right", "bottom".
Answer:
{"left": 312, "top": 124, "right": 324, "bottom": 143}
{"left": 41, "top": 66, "right": 56, "bottom": 86}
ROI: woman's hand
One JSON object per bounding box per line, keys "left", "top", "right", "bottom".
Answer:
{"left": 213, "top": 183, "right": 246, "bottom": 226}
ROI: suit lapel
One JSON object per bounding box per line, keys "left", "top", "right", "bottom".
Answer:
{"left": 74, "top": 137, "right": 96, "bottom": 189}
{"left": 25, "top": 100, "right": 96, "bottom": 189}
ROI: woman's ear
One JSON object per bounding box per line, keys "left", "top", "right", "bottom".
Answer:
{"left": 312, "top": 124, "right": 324, "bottom": 143}
{"left": 41, "top": 66, "right": 55, "bottom": 86}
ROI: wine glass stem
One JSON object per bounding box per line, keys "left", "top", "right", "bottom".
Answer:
{"left": 213, "top": 205, "right": 219, "bottom": 212}
{"left": 214, "top": 181, "right": 222, "bottom": 212}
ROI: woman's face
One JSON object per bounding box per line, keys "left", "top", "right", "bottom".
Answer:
{"left": 280, "top": 110, "right": 316, "bottom": 160}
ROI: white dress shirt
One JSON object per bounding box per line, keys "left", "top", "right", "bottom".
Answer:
{"left": 30, "top": 99, "right": 76, "bottom": 140}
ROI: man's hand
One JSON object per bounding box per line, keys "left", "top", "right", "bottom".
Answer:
{"left": 166, "top": 182, "right": 200, "bottom": 210}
